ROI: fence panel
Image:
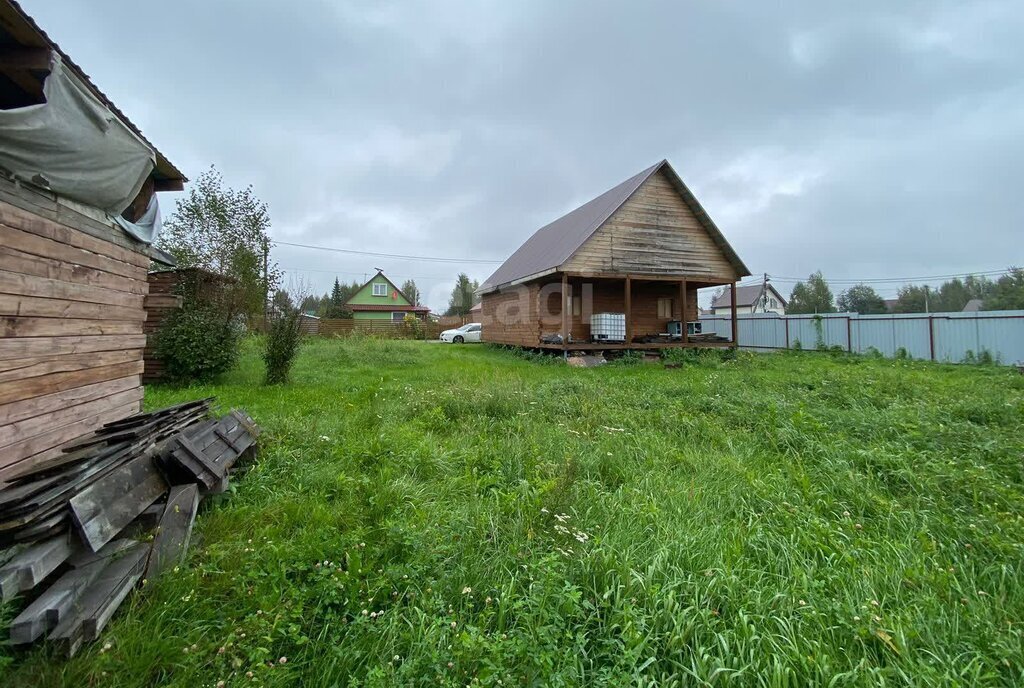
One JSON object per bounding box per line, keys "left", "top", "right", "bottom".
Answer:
{"left": 317, "top": 319, "right": 443, "bottom": 340}
{"left": 700, "top": 310, "right": 1024, "bottom": 365}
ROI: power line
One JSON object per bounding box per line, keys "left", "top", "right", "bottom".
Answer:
{"left": 270, "top": 239, "right": 503, "bottom": 265}
{"left": 767, "top": 268, "right": 1014, "bottom": 285}
{"left": 280, "top": 266, "right": 458, "bottom": 282}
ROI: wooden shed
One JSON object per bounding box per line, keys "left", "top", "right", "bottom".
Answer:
{"left": 0, "top": 0, "right": 186, "bottom": 480}
{"left": 479, "top": 160, "right": 751, "bottom": 351}
{"left": 143, "top": 268, "right": 231, "bottom": 383}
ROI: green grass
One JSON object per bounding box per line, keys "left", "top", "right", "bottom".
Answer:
{"left": 3, "top": 338, "right": 1023, "bottom": 686}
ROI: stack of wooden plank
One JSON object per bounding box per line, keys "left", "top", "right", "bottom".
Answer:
{"left": 0, "top": 399, "right": 259, "bottom": 655}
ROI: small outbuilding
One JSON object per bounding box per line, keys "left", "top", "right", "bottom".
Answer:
{"left": 0, "top": 0, "right": 185, "bottom": 479}
{"left": 478, "top": 160, "right": 751, "bottom": 350}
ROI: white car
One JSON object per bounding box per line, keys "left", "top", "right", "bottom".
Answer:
{"left": 440, "top": 322, "right": 482, "bottom": 343}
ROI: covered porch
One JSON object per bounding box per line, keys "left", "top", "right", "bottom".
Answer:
{"left": 538, "top": 272, "right": 739, "bottom": 351}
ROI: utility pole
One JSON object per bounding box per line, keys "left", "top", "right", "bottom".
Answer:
{"left": 924, "top": 285, "right": 930, "bottom": 314}
{"left": 262, "top": 243, "right": 270, "bottom": 327}
{"left": 760, "top": 272, "right": 769, "bottom": 312}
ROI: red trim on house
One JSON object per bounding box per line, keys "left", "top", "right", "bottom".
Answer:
{"left": 349, "top": 304, "right": 430, "bottom": 312}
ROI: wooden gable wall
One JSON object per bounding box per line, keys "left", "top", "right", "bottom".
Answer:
{"left": 0, "top": 177, "right": 148, "bottom": 481}
{"left": 562, "top": 169, "right": 739, "bottom": 281}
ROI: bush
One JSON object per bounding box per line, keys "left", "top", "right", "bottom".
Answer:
{"left": 402, "top": 313, "right": 425, "bottom": 340}
{"left": 263, "top": 307, "right": 304, "bottom": 384}
{"left": 154, "top": 305, "right": 241, "bottom": 382}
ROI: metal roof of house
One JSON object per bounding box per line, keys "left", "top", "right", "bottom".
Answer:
{"left": 480, "top": 159, "right": 750, "bottom": 293}
{"left": 711, "top": 283, "right": 787, "bottom": 309}
{"left": 962, "top": 298, "right": 984, "bottom": 312}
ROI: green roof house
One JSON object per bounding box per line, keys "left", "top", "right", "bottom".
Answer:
{"left": 345, "top": 270, "right": 430, "bottom": 321}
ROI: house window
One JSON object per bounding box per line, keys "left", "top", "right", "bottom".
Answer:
{"left": 567, "top": 295, "right": 582, "bottom": 316}
{"left": 392, "top": 312, "right": 407, "bottom": 321}
{"left": 372, "top": 283, "right": 387, "bottom": 297}
{"left": 657, "top": 297, "right": 673, "bottom": 319}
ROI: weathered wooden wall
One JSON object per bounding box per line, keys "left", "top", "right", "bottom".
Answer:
{"left": 562, "top": 169, "right": 739, "bottom": 281}
{"left": 483, "top": 277, "right": 701, "bottom": 347}
{"left": 142, "top": 271, "right": 182, "bottom": 383}
{"left": 0, "top": 179, "right": 148, "bottom": 480}
{"left": 480, "top": 284, "right": 540, "bottom": 347}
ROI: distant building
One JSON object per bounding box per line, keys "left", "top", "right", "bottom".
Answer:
{"left": 883, "top": 299, "right": 899, "bottom": 313}
{"left": 711, "top": 284, "right": 787, "bottom": 316}
{"left": 962, "top": 299, "right": 983, "bottom": 312}
{"left": 344, "top": 270, "right": 430, "bottom": 321}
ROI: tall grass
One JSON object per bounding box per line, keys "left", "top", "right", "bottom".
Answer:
{"left": 2, "top": 339, "right": 1022, "bottom": 686}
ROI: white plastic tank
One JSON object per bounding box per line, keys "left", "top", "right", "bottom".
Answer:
{"left": 591, "top": 313, "right": 626, "bottom": 342}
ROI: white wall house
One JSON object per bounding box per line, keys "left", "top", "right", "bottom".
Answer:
{"left": 712, "top": 284, "right": 788, "bottom": 316}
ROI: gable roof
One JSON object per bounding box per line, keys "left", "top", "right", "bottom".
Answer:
{"left": 712, "top": 283, "right": 787, "bottom": 309}
{"left": 344, "top": 270, "right": 417, "bottom": 307}
{"left": 962, "top": 298, "right": 983, "bottom": 312}
{"left": 480, "top": 160, "right": 750, "bottom": 292}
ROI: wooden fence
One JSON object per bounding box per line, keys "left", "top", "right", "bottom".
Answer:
{"left": 436, "top": 315, "right": 480, "bottom": 329}
{"left": 316, "top": 319, "right": 443, "bottom": 340}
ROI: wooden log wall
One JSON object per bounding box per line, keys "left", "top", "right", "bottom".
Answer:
{"left": 533, "top": 278, "right": 700, "bottom": 343}
{"left": 480, "top": 284, "right": 540, "bottom": 347}
{"left": 142, "top": 271, "right": 182, "bottom": 384}
{"left": 0, "top": 180, "right": 148, "bottom": 481}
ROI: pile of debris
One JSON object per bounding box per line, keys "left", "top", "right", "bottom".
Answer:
{"left": 0, "top": 399, "right": 259, "bottom": 655}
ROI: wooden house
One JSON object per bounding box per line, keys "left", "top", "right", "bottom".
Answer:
{"left": 0, "top": 0, "right": 186, "bottom": 480}
{"left": 478, "top": 160, "right": 751, "bottom": 350}
{"left": 143, "top": 269, "right": 232, "bottom": 383}
{"left": 345, "top": 270, "right": 430, "bottom": 321}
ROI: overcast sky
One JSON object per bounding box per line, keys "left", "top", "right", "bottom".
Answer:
{"left": 27, "top": 0, "right": 1024, "bottom": 311}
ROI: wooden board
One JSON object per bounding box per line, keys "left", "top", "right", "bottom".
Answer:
{"left": 0, "top": 401, "right": 140, "bottom": 482}
{"left": 0, "top": 238, "right": 147, "bottom": 291}
{"left": 0, "top": 294, "right": 146, "bottom": 321}
{"left": 0, "top": 335, "right": 146, "bottom": 361}
{"left": 0, "top": 270, "right": 144, "bottom": 309}
{"left": 0, "top": 197, "right": 149, "bottom": 269}
{"left": 48, "top": 543, "right": 148, "bottom": 656}
{"left": 0, "top": 532, "right": 73, "bottom": 601}
{"left": 9, "top": 556, "right": 107, "bottom": 644}
{"left": 69, "top": 454, "right": 168, "bottom": 552}
{"left": 0, "top": 387, "right": 143, "bottom": 448}
{"left": 1, "top": 317, "right": 142, "bottom": 338}
{"left": 144, "top": 484, "right": 199, "bottom": 579}
{"left": 0, "top": 360, "right": 143, "bottom": 406}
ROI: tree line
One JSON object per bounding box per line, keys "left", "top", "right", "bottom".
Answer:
{"left": 785, "top": 268, "right": 1024, "bottom": 314}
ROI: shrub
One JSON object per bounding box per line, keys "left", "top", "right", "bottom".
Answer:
{"left": 263, "top": 307, "right": 304, "bottom": 384}
{"left": 154, "top": 305, "right": 241, "bottom": 382}
{"left": 402, "top": 313, "right": 425, "bottom": 340}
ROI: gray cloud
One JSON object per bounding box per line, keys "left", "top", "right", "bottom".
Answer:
{"left": 25, "top": 0, "right": 1024, "bottom": 309}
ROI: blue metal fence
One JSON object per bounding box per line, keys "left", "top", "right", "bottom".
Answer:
{"left": 699, "top": 311, "right": 1024, "bottom": 365}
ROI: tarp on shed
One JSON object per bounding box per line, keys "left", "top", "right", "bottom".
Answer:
{"left": 0, "top": 51, "right": 155, "bottom": 216}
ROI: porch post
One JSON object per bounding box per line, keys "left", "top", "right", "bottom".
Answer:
{"left": 679, "top": 280, "right": 688, "bottom": 344}
{"left": 730, "top": 281, "right": 739, "bottom": 347}
{"left": 561, "top": 273, "right": 569, "bottom": 350}
{"left": 624, "top": 276, "right": 632, "bottom": 346}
